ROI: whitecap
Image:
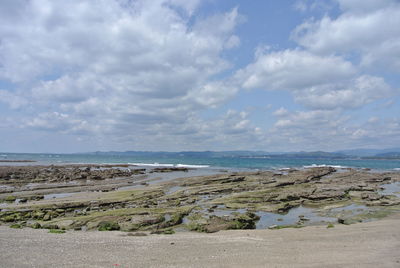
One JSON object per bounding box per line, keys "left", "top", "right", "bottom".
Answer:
{"left": 176, "top": 164, "right": 210, "bottom": 168}
{"left": 303, "top": 164, "right": 346, "bottom": 169}
{"left": 128, "top": 162, "right": 210, "bottom": 168}
{"left": 128, "top": 162, "right": 175, "bottom": 167}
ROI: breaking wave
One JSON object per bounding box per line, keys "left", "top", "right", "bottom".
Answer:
{"left": 129, "top": 162, "right": 209, "bottom": 168}
{"left": 303, "top": 164, "right": 347, "bottom": 169}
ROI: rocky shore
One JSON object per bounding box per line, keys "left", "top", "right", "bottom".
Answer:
{"left": 2, "top": 215, "right": 400, "bottom": 267}
{"left": 0, "top": 165, "right": 400, "bottom": 234}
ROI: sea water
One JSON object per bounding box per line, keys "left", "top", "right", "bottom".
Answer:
{"left": 1, "top": 152, "right": 400, "bottom": 171}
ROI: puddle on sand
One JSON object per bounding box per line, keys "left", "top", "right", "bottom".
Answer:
{"left": 380, "top": 182, "right": 400, "bottom": 197}
{"left": 0, "top": 199, "right": 25, "bottom": 208}
{"left": 181, "top": 205, "right": 336, "bottom": 229}
{"left": 145, "top": 168, "right": 224, "bottom": 185}
{"left": 321, "top": 204, "right": 371, "bottom": 220}
{"left": 201, "top": 205, "right": 247, "bottom": 217}
{"left": 330, "top": 204, "right": 368, "bottom": 212}
{"left": 0, "top": 185, "right": 14, "bottom": 191}
{"left": 44, "top": 192, "right": 76, "bottom": 200}
{"left": 164, "top": 214, "right": 172, "bottom": 221}
{"left": 165, "top": 186, "right": 183, "bottom": 195}
{"left": 0, "top": 198, "right": 28, "bottom": 207}
{"left": 24, "top": 183, "right": 45, "bottom": 190}
{"left": 181, "top": 206, "right": 247, "bottom": 224}
{"left": 212, "top": 208, "right": 247, "bottom": 217}
{"left": 256, "top": 206, "right": 335, "bottom": 229}
{"left": 117, "top": 183, "right": 148, "bottom": 191}
{"left": 117, "top": 169, "right": 223, "bottom": 191}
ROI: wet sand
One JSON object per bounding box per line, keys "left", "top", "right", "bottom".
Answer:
{"left": 1, "top": 213, "right": 399, "bottom": 268}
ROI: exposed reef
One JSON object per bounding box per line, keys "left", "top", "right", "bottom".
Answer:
{"left": 1, "top": 164, "right": 399, "bottom": 233}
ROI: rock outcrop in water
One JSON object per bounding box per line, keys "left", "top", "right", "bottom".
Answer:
{"left": 0, "top": 164, "right": 399, "bottom": 233}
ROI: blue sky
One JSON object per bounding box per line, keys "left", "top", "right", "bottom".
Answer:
{"left": 0, "top": 0, "right": 399, "bottom": 153}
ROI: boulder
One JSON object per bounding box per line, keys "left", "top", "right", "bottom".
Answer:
{"left": 56, "top": 220, "right": 75, "bottom": 230}
{"left": 361, "top": 192, "right": 382, "bottom": 201}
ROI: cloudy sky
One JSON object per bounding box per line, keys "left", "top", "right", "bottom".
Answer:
{"left": 1, "top": 0, "right": 399, "bottom": 153}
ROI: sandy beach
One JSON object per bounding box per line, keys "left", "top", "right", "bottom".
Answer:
{"left": 1, "top": 213, "right": 400, "bottom": 268}
{"left": 1, "top": 165, "right": 400, "bottom": 267}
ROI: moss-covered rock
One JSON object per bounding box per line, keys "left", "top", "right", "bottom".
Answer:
{"left": 31, "top": 222, "right": 41, "bottom": 229}
{"left": 98, "top": 221, "right": 120, "bottom": 231}
{"left": 185, "top": 213, "right": 208, "bottom": 232}
{"left": 157, "top": 213, "right": 186, "bottom": 229}
{"left": 120, "top": 214, "right": 165, "bottom": 231}
{"left": 41, "top": 223, "right": 59, "bottom": 229}
{"left": 230, "top": 212, "right": 260, "bottom": 230}
{"left": 5, "top": 196, "right": 16, "bottom": 202}
{"left": 2, "top": 215, "right": 16, "bottom": 222}
{"left": 32, "top": 210, "right": 45, "bottom": 220}
{"left": 55, "top": 220, "right": 75, "bottom": 230}
{"left": 48, "top": 229, "right": 65, "bottom": 234}
{"left": 185, "top": 212, "right": 260, "bottom": 233}
{"left": 151, "top": 228, "right": 175, "bottom": 235}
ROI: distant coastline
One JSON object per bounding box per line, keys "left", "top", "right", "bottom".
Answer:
{"left": 0, "top": 160, "right": 37, "bottom": 163}
{"left": 1, "top": 150, "right": 400, "bottom": 170}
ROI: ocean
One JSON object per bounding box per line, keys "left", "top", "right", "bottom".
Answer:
{"left": 1, "top": 153, "right": 400, "bottom": 171}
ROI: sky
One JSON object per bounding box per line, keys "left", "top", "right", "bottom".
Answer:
{"left": 0, "top": 0, "right": 400, "bottom": 153}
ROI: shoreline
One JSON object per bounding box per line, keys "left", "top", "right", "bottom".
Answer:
{"left": 1, "top": 160, "right": 399, "bottom": 175}
{"left": 2, "top": 151, "right": 400, "bottom": 171}
{"left": 1, "top": 214, "right": 399, "bottom": 267}
{"left": 1, "top": 164, "right": 400, "bottom": 266}
{"left": 0, "top": 160, "right": 37, "bottom": 163}
{"left": 1, "top": 164, "right": 400, "bottom": 232}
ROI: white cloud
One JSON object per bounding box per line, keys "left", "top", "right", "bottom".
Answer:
{"left": 167, "top": 0, "right": 202, "bottom": 15}
{"left": 293, "top": 0, "right": 308, "bottom": 12}
{"left": 1, "top": 0, "right": 399, "bottom": 152}
{"left": 294, "top": 75, "right": 394, "bottom": 110}
{"left": 235, "top": 48, "right": 395, "bottom": 110}
{"left": 0, "top": 90, "right": 28, "bottom": 109}
{"left": 188, "top": 81, "right": 238, "bottom": 108}
{"left": 293, "top": 0, "right": 335, "bottom": 13}
{"left": 266, "top": 108, "right": 400, "bottom": 151}
{"left": 31, "top": 74, "right": 102, "bottom": 103}
{"left": 346, "top": 117, "right": 400, "bottom": 146}
{"left": 0, "top": 0, "right": 245, "bottom": 145}
{"left": 337, "top": 0, "right": 397, "bottom": 13}
{"left": 235, "top": 43, "right": 396, "bottom": 110}
{"left": 265, "top": 109, "right": 351, "bottom": 150}
{"left": 238, "top": 49, "right": 356, "bottom": 91}
{"left": 273, "top": 109, "right": 344, "bottom": 129}
{"left": 273, "top": 107, "right": 289, "bottom": 117}
{"left": 292, "top": 1, "right": 400, "bottom": 70}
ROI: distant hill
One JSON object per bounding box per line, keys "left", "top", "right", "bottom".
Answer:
{"left": 86, "top": 150, "right": 272, "bottom": 158}
{"left": 86, "top": 150, "right": 349, "bottom": 159}
{"left": 335, "top": 148, "right": 400, "bottom": 157}
{"left": 245, "top": 151, "right": 349, "bottom": 159}
{"left": 84, "top": 148, "right": 400, "bottom": 159}
{"left": 368, "top": 152, "right": 400, "bottom": 159}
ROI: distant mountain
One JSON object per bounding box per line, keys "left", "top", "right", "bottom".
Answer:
{"left": 86, "top": 150, "right": 349, "bottom": 159}
{"left": 368, "top": 152, "right": 400, "bottom": 159}
{"left": 335, "top": 148, "right": 400, "bottom": 157}
{"left": 245, "top": 151, "right": 349, "bottom": 159}
{"left": 86, "top": 150, "right": 272, "bottom": 158}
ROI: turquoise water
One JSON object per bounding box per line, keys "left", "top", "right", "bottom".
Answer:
{"left": 1, "top": 153, "right": 400, "bottom": 170}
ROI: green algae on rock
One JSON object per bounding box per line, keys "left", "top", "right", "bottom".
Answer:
{"left": 1, "top": 165, "right": 400, "bottom": 232}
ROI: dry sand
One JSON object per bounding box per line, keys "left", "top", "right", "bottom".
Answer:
{"left": 1, "top": 214, "right": 400, "bottom": 268}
